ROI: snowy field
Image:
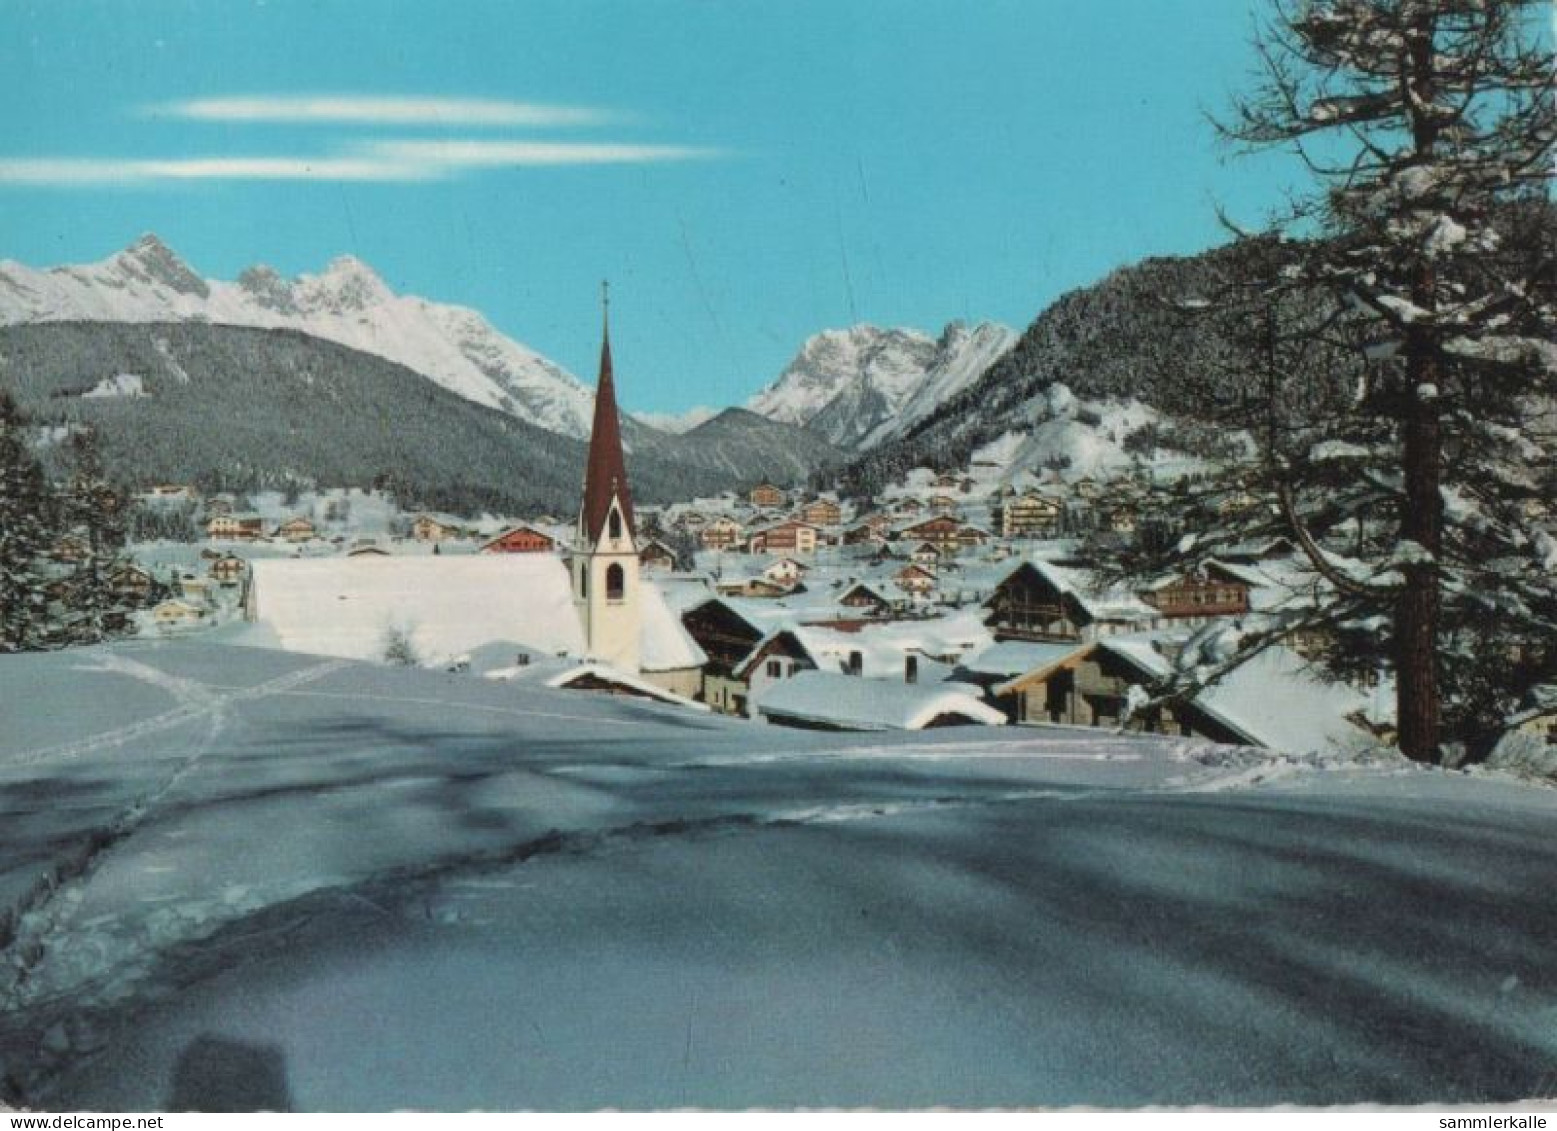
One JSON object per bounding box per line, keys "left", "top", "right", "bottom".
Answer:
{"left": 2, "top": 639, "right": 1555, "bottom": 1110}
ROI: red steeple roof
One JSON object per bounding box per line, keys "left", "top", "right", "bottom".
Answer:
{"left": 579, "top": 288, "right": 635, "bottom": 544}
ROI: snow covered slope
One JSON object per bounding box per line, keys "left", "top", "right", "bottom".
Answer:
{"left": 0, "top": 235, "right": 597, "bottom": 438}
{"left": 4, "top": 641, "right": 1556, "bottom": 1109}
{"left": 962, "top": 384, "right": 1212, "bottom": 484}
{"left": 746, "top": 321, "right": 1015, "bottom": 450}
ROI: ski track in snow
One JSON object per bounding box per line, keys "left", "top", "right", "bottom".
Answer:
{"left": 3, "top": 657, "right": 352, "bottom": 769}
{"left": 0, "top": 657, "right": 351, "bottom": 1019}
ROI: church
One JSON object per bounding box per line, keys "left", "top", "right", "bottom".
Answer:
{"left": 241, "top": 291, "right": 708, "bottom": 701}
{"left": 570, "top": 290, "right": 644, "bottom": 674}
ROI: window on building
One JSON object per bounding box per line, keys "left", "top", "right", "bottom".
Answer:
{"left": 579, "top": 564, "right": 588, "bottom": 599}
{"left": 608, "top": 509, "right": 623, "bottom": 541}
{"left": 606, "top": 563, "right": 625, "bottom": 601}
{"left": 767, "top": 659, "right": 783, "bottom": 678}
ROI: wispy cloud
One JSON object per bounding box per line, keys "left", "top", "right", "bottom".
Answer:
{"left": 0, "top": 140, "right": 723, "bottom": 186}
{"left": 0, "top": 93, "right": 722, "bottom": 187}
{"left": 365, "top": 139, "right": 723, "bottom": 167}
{"left": 0, "top": 156, "right": 436, "bottom": 185}
{"left": 149, "top": 95, "right": 614, "bottom": 128}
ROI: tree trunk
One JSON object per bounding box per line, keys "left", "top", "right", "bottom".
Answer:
{"left": 1396, "top": 341, "right": 1442, "bottom": 763}
{"left": 1395, "top": 10, "right": 1444, "bottom": 765}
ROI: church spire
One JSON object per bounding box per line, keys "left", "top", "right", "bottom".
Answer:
{"left": 579, "top": 280, "right": 635, "bottom": 545}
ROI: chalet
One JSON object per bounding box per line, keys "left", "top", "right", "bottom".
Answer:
{"left": 411, "top": 513, "right": 464, "bottom": 543}
{"left": 699, "top": 516, "right": 744, "bottom": 551}
{"left": 837, "top": 581, "right": 896, "bottom": 617}
{"left": 715, "top": 576, "right": 793, "bottom": 599}
{"left": 984, "top": 560, "right": 1156, "bottom": 644}
{"left": 151, "top": 598, "right": 208, "bottom": 630}
{"left": 1002, "top": 492, "right": 1063, "bottom": 539}
{"left": 1139, "top": 562, "right": 1256, "bottom": 625}
{"left": 891, "top": 497, "right": 924, "bottom": 516}
{"left": 109, "top": 563, "right": 157, "bottom": 603}
{"left": 931, "top": 473, "right": 963, "bottom": 491}
{"left": 208, "top": 553, "right": 248, "bottom": 584}
{"left": 748, "top": 519, "right": 820, "bottom": 556}
{"left": 480, "top": 524, "right": 560, "bottom": 554}
{"left": 909, "top": 541, "right": 945, "bottom": 567}
{"left": 893, "top": 515, "right": 990, "bottom": 554}
{"left": 994, "top": 638, "right": 1369, "bottom": 752}
{"left": 762, "top": 557, "right": 809, "bottom": 586}
{"left": 733, "top": 627, "right": 823, "bottom": 705}
{"left": 276, "top": 516, "right": 318, "bottom": 543}
{"left": 681, "top": 598, "right": 769, "bottom": 714}
{"left": 639, "top": 539, "right": 678, "bottom": 571}
{"left": 990, "top": 642, "right": 1181, "bottom": 732}
{"left": 207, "top": 515, "right": 264, "bottom": 541}
{"left": 798, "top": 499, "right": 842, "bottom": 527}
{"left": 894, "top": 562, "right": 938, "bottom": 595}
{"left": 842, "top": 522, "right": 887, "bottom": 547}
{"left": 178, "top": 574, "right": 215, "bottom": 603}
{"left": 748, "top": 482, "right": 787, "bottom": 508}
{"left": 957, "top": 524, "right": 995, "bottom": 548}
{"left": 928, "top": 495, "right": 959, "bottom": 516}
{"left": 675, "top": 510, "right": 710, "bottom": 532}
{"left": 145, "top": 484, "right": 197, "bottom": 501}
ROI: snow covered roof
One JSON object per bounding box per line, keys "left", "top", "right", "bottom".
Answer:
{"left": 753, "top": 671, "right": 1006, "bottom": 731}
{"left": 735, "top": 608, "right": 993, "bottom": 680}
{"left": 485, "top": 656, "right": 708, "bottom": 710}
{"left": 639, "top": 580, "right": 708, "bottom": 672}
{"left": 244, "top": 556, "right": 705, "bottom": 672}
{"left": 990, "top": 558, "right": 1157, "bottom": 623}
{"left": 1100, "top": 637, "right": 1370, "bottom": 755}
{"left": 965, "top": 639, "right": 1086, "bottom": 679}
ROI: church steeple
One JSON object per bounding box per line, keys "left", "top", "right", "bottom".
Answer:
{"left": 578, "top": 280, "right": 635, "bottom": 546}
{"left": 571, "top": 281, "right": 641, "bottom": 674}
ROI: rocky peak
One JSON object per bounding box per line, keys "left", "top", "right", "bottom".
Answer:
{"left": 109, "top": 234, "right": 209, "bottom": 298}
{"left": 236, "top": 264, "right": 299, "bottom": 314}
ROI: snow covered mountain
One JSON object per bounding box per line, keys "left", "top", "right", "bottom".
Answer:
{"left": 746, "top": 321, "right": 1016, "bottom": 451}
{"left": 0, "top": 235, "right": 598, "bottom": 439}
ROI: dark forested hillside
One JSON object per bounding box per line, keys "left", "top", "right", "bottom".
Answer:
{"left": 834, "top": 201, "right": 1554, "bottom": 497}
{"left": 0, "top": 322, "right": 822, "bottom": 515}
{"left": 633, "top": 408, "right": 846, "bottom": 486}
{"left": 830, "top": 237, "right": 1306, "bottom": 495}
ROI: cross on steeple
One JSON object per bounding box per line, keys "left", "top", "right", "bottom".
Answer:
{"left": 601, "top": 279, "right": 610, "bottom": 327}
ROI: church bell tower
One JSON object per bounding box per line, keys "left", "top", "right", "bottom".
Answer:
{"left": 572, "top": 282, "right": 641, "bottom": 673}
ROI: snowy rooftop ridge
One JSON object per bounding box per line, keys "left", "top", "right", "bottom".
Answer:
{"left": 752, "top": 670, "right": 1006, "bottom": 731}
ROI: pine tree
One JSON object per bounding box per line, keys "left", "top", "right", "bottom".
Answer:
{"left": 58, "top": 428, "right": 131, "bottom": 645}
{"left": 1124, "top": 0, "right": 1555, "bottom": 762}
{"left": 0, "top": 392, "right": 55, "bottom": 651}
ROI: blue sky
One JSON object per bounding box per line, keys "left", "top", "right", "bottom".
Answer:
{"left": 0, "top": 0, "right": 1301, "bottom": 414}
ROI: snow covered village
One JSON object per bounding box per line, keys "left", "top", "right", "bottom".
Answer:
{"left": 1, "top": 0, "right": 1554, "bottom": 1114}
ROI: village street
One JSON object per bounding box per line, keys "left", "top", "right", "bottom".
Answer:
{"left": 2, "top": 640, "right": 1555, "bottom": 1109}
